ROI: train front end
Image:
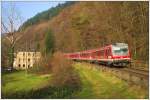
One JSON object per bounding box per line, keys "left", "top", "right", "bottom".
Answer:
{"left": 111, "top": 43, "right": 131, "bottom": 66}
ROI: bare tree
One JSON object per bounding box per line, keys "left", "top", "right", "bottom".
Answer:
{"left": 2, "top": 2, "right": 24, "bottom": 70}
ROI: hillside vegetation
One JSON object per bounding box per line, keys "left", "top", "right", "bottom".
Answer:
{"left": 2, "top": 1, "right": 148, "bottom": 67}
{"left": 48, "top": 1, "right": 148, "bottom": 61}
{"left": 19, "top": 1, "right": 76, "bottom": 31}
{"left": 22, "top": 2, "right": 148, "bottom": 60}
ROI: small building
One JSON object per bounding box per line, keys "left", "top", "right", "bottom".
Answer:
{"left": 13, "top": 52, "right": 41, "bottom": 70}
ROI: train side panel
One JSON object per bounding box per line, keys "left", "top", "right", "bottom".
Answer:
{"left": 64, "top": 43, "right": 131, "bottom": 66}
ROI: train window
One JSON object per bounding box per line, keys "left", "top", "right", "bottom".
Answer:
{"left": 19, "top": 58, "right": 21, "bottom": 62}
{"left": 113, "top": 48, "right": 128, "bottom": 56}
{"left": 93, "top": 51, "right": 100, "bottom": 58}
{"left": 122, "top": 48, "right": 128, "bottom": 52}
{"left": 106, "top": 49, "right": 111, "bottom": 56}
{"left": 108, "top": 49, "right": 111, "bottom": 56}
{"left": 86, "top": 53, "right": 88, "bottom": 57}
{"left": 82, "top": 53, "right": 84, "bottom": 57}
{"left": 83, "top": 53, "right": 85, "bottom": 57}
{"left": 100, "top": 50, "right": 103, "bottom": 55}
{"left": 83, "top": 53, "right": 86, "bottom": 57}
{"left": 100, "top": 50, "right": 104, "bottom": 58}
{"left": 86, "top": 53, "right": 90, "bottom": 57}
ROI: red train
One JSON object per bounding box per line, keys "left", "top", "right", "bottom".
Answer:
{"left": 64, "top": 43, "right": 131, "bottom": 66}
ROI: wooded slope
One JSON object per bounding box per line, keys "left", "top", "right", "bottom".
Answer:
{"left": 3, "top": 1, "right": 149, "bottom": 65}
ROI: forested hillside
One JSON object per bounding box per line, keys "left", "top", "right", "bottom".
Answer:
{"left": 19, "top": 1, "right": 76, "bottom": 30}
{"left": 2, "top": 1, "right": 149, "bottom": 67}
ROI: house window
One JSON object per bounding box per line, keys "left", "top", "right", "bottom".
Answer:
{"left": 23, "top": 53, "right": 25, "bottom": 56}
{"left": 28, "top": 65, "right": 30, "bottom": 68}
{"left": 23, "top": 64, "right": 25, "bottom": 67}
{"left": 28, "top": 53, "right": 30, "bottom": 56}
{"left": 18, "top": 64, "right": 21, "bottom": 67}
{"left": 28, "top": 58, "right": 30, "bottom": 62}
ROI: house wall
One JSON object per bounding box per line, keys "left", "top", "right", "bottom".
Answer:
{"left": 13, "top": 52, "right": 41, "bottom": 70}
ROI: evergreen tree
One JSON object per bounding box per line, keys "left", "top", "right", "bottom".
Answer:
{"left": 34, "top": 33, "right": 40, "bottom": 52}
{"left": 45, "top": 29, "right": 55, "bottom": 55}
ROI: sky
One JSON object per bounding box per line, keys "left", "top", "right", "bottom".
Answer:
{"left": 1, "top": 1, "right": 66, "bottom": 32}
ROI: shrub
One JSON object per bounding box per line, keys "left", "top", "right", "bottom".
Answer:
{"left": 18, "top": 52, "right": 81, "bottom": 98}
{"left": 28, "top": 55, "right": 52, "bottom": 75}
{"left": 51, "top": 52, "right": 81, "bottom": 91}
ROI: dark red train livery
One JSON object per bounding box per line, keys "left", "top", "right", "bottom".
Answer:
{"left": 64, "top": 43, "right": 131, "bottom": 66}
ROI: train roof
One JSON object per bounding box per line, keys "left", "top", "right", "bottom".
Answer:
{"left": 79, "top": 45, "right": 112, "bottom": 53}
{"left": 64, "top": 43, "right": 128, "bottom": 54}
{"left": 112, "top": 43, "right": 128, "bottom": 46}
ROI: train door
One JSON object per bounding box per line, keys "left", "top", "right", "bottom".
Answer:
{"left": 105, "top": 48, "right": 108, "bottom": 59}
{"left": 91, "top": 52, "right": 94, "bottom": 59}
{"left": 100, "top": 49, "right": 104, "bottom": 59}
{"left": 105, "top": 48, "right": 111, "bottom": 59}
{"left": 95, "top": 51, "right": 100, "bottom": 59}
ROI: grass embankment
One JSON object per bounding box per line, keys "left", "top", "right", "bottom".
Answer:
{"left": 2, "top": 71, "right": 51, "bottom": 98}
{"left": 2, "top": 63, "right": 148, "bottom": 99}
{"left": 2, "top": 71, "right": 78, "bottom": 99}
{"left": 73, "top": 63, "right": 148, "bottom": 99}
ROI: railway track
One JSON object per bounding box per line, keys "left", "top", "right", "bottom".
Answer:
{"left": 127, "top": 66, "right": 148, "bottom": 72}
{"left": 84, "top": 62, "right": 149, "bottom": 88}
{"left": 122, "top": 67, "right": 149, "bottom": 77}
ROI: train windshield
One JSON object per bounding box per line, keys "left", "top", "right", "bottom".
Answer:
{"left": 112, "top": 43, "right": 129, "bottom": 56}
{"left": 113, "top": 48, "right": 128, "bottom": 56}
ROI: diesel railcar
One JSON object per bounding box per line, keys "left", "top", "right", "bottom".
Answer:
{"left": 64, "top": 43, "right": 131, "bottom": 66}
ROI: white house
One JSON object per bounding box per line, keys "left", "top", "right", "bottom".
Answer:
{"left": 13, "top": 52, "right": 41, "bottom": 70}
